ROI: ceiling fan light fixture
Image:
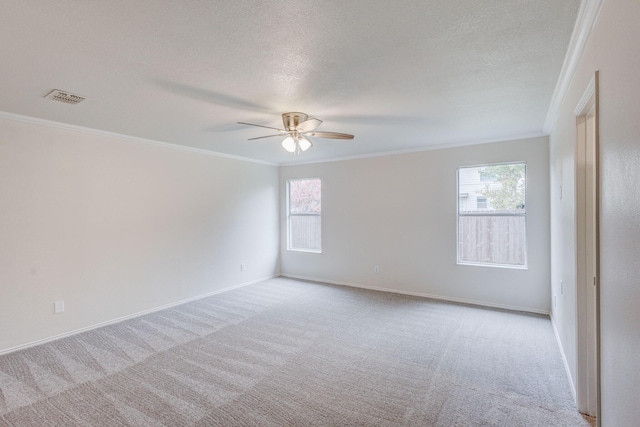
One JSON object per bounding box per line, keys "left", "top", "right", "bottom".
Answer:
{"left": 281, "top": 136, "right": 297, "bottom": 153}
{"left": 239, "top": 112, "right": 354, "bottom": 155}
{"left": 298, "top": 136, "right": 312, "bottom": 152}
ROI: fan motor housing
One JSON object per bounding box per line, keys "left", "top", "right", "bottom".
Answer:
{"left": 282, "top": 112, "right": 308, "bottom": 130}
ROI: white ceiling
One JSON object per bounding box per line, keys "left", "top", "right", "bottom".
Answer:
{"left": 0, "top": 0, "right": 580, "bottom": 165}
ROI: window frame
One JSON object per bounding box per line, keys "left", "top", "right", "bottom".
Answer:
{"left": 286, "top": 178, "right": 322, "bottom": 253}
{"left": 456, "top": 161, "right": 528, "bottom": 269}
{"left": 476, "top": 196, "right": 488, "bottom": 210}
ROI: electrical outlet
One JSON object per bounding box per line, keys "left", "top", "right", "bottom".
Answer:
{"left": 374, "top": 265, "right": 380, "bottom": 274}
{"left": 560, "top": 280, "right": 564, "bottom": 295}
{"left": 54, "top": 301, "right": 64, "bottom": 314}
{"left": 241, "top": 264, "right": 245, "bottom": 271}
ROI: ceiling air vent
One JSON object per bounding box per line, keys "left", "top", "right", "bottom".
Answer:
{"left": 44, "top": 89, "right": 85, "bottom": 105}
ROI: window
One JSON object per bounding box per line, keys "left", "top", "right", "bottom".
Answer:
{"left": 287, "top": 178, "right": 321, "bottom": 252}
{"left": 457, "top": 162, "right": 526, "bottom": 267}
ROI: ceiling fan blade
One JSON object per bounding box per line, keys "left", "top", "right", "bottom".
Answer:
{"left": 305, "top": 131, "right": 354, "bottom": 140}
{"left": 248, "top": 133, "right": 286, "bottom": 140}
{"left": 295, "top": 118, "right": 322, "bottom": 132}
{"left": 238, "top": 122, "right": 285, "bottom": 132}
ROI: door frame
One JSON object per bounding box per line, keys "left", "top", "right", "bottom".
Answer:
{"left": 574, "top": 71, "right": 600, "bottom": 421}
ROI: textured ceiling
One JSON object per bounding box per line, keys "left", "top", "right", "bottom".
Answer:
{"left": 0, "top": 0, "right": 581, "bottom": 165}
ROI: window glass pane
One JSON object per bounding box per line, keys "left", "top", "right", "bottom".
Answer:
{"left": 289, "top": 215, "right": 321, "bottom": 251}
{"left": 458, "top": 163, "right": 526, "bottom": 213}
{"left": 458, "top": 163, "right": 526, "bottom": 267}
{"left": 458, "top": 215, "right": 526, "bottom": 265}
{"left": 288, "top": 178, "right": 321, "bottom": 252}
{"left": 289, "top": 179, "right": 321, "bottom": 215}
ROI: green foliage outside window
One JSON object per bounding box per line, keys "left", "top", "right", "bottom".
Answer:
{"left": 479, "top": 164, "right": 526, "bottom": 211}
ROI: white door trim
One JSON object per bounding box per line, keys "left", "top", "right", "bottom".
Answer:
{"left": 574, "top": 71, "right": 600, "bottom": 422}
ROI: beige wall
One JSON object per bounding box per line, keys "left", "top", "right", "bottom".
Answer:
{"left": 549, "top": 0, "right": 640, "bottom": 424}
{"left": 0, "top": 117, "right": 280, "bottom": 353}
{"left": 280, "top": 136, "right": 550, "bottom": 313}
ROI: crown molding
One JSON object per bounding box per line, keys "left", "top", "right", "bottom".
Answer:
{"left": 543, "top": 0, "right": 604, "bottom": 133}
{"left": 0, "top": 111, "right": 279, "bottom": 167}
{"left": 282, "top": 132, "right": 547, "bottom": 167}
{"left": 0, "top": 110, "right": 549, "bottom": 168}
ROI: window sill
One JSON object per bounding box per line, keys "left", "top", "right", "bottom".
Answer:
{"left": 287, "top": 248, "right": 322, "bottom": 254}
{"left": 457, "top": 261, "right": 528, "bottom": 270}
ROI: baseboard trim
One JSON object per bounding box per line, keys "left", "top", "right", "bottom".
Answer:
{"left": 551, "top": 313, "right": 577, "bottom": 403}
{"left": 281, "top": 274, "right": 550, "bottom": 315}
{"left": 0, "top": 275, "right": 277, "bottom": 356}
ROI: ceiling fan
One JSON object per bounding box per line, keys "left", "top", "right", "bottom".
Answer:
{"left": 238, "top": 112, "right": 354, "bottom": 154}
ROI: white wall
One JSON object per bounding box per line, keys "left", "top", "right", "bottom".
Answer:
{"left": 549, "top": 0, "right": 640, "bottom": 424}
{"left": 0, "top": 116, "right": 280, "bottom": 353}
{"left": 280, "top": 136, "right": 550, "bottom": 313}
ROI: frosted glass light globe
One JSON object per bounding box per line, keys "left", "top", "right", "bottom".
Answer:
{"left": 298, "top": 136, "right": 312, "bottom": 151}
{"left": 281, "top": 136, "right": 297, "bottom": 153}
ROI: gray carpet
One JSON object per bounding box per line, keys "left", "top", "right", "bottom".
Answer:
{"left": 0, "top": 277, "right": 594, "bottom": 426}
